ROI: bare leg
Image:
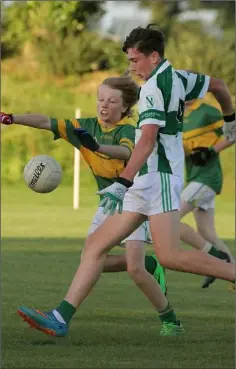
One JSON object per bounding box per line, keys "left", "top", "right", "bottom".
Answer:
{"left": 180, "top": 199, "right": 209, "bottom": 250}
{"left": 180, "top": 222, "right": 206, "bottom": 250}
{"left": 103, "top": 254, "right": 127, "bottom": 272}
{"left": 64, "top": 209, "right": 234, "bottom": 310}
{"left": 194, "top": 208, "right": 235, "bottom": 263}
{"left": 179, "top": 199, "right": 194, "bottom": 218}
{"left": 64, "top": 212, "right": 145, "bottom": 307}
{"left": 180, "top": 199, "right": 231, "bottom": 257}
{"left": 126, "top": 241, "right": 167, "bottom": 311}
{"left": 81, "top": 242, "right": 127, "bottom": 272}
{"left": 149, "top": 211, "right": 235, "bottom": 281}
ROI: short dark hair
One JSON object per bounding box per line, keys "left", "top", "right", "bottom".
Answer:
{"left": 122, "top": 24, "right": 165, "bottom": 58}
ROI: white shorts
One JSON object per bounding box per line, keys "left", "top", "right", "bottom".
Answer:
{"left": 181, "top": 181, "right": 216, "bottom": 210}
{"left": 123, "top": 172, "right": 184, "bottom": 217}
{"left": 88, "top": 207, "right": 152, "bottom": 243}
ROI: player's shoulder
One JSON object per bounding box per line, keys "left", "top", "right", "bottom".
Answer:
{"left": 140, "top": 76, "right": 160, "bottom": 98}
{"left": 176, "top": 70, "right": 208, "bottom": 85}
{"left": 78, "top": 116, "right": 98, "bottom": 131}
{"left": 117, "top": 115, "right": 137, "bottom": 129}
{"left": 175, "top": 69, "right": 189, "bottom": 78}
{"left": 79, "top": 116, "right": 98, "bottom": 125}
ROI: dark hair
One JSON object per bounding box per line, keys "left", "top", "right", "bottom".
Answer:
{"left": 102, "top": 76, "right": 139, "bottom": 118}
{"left": 122, "top": 24, "right": 165, "bottom": 58}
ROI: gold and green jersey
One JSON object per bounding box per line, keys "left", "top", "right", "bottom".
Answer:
{"left": 183, "top": 100, "right": 224, "bottom": 194}
{"left": 50, "top": 116, "right": 136, "bottom": 194}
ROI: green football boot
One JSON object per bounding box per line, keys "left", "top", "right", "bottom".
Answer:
{"left": 160, "top": 321, "right": 185, "bottom": 336}
{"left": 151, "top": 255, "right": 167, "bottom": 296}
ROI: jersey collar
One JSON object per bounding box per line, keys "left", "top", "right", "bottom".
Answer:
{"left": 97, "top": 115, "right": 136, "bottom": 131}
{"left": 148, "top": 59, "right": 170, "bottom": 80}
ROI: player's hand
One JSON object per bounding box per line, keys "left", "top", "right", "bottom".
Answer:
{"left": 190, "top": 147, "right": 216, "bottom": 166}
{"left": 223, "top": 112, "right": 235, "bottom": 143}
{"left": 74, "top": 128, "right": 99, "bottom": 151}
{"left": 97, "top": 178, "right": 133, "bottom": 215}
{"left": 0, "top": 112, "right": 14, "bottom": 125}
{"left": 223, "top": 121, "right": 236, "bottom": 143}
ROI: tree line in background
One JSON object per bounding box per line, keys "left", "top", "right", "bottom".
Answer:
{"left": 1, "top": 0, "right": 235, "bottom": 184}
{"left": 1, "top": 1, "right": 126, "bottom": 74}
{"left": 1, "top": 0, "right": 235, "bottom": 88}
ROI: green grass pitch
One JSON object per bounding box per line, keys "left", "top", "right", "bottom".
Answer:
{"left": 2, "top": 183, "right": 235, "bottom": 369}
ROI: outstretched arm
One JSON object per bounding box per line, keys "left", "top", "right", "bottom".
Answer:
{"left": 1, "top": 112, "right": 51, "bottom": 130}
{"left": 13, "top": 114, "right": 51, "bottom": 130}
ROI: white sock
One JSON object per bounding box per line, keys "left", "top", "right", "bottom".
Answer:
{"left": 202, "top": 242, "right": 212, "bottom": 253}
{"left": 52, "top": 309, "right": 66, "bottom": 324}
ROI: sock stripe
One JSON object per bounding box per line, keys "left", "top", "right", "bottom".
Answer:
{"left": 52, "top": 309, "right": 66, "bottom": 324}
{"left": 158, "top": 304, "right": 173, "bottom": 316}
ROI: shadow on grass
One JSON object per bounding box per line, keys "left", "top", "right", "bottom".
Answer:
{"left": 1, "top": 237, "right": 130, "bottom": 256}
{"left": 2, "top": 237, "right": 235, "bottom": 248}
{"left": 2, "top": 237, "right": 87, "bottom": 246}
{"left": 31, "top": 340, "right": 57, "bottom": 346}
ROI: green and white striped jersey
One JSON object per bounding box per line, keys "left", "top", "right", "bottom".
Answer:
{"left": 136, "top": 59, "right": 210, "bottom": 179}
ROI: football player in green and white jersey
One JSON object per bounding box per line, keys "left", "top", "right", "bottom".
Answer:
{"left": 16, "top": 25, "right": 235, "bottom": 338}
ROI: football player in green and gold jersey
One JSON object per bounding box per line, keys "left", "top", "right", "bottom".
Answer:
{"left": 1, "top": 76, "right": 167, "bottom": 305}
{"left": 180, "top": 95, "right": 235, "bottom": 289}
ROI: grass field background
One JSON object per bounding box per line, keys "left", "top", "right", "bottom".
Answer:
{"left": 2, "top": 179, "right": 235, "bottom": 369}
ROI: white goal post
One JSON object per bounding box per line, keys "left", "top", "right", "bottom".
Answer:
{"left": 73, "top": 108, "right": 81, "bottom": 209}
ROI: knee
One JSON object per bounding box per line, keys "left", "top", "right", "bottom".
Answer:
{"left": 83, "top": 237, "right": 104, "bottom": 260}
{"left": 157, "top": 248, "right": 183, "bottom": 270}
{"left": 127, "top": 262, "right": 145, "bottom": 282}
{"left": 157, "top": 252, "right": 171, "bottom": 269}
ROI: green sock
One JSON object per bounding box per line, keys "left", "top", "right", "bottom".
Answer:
{"left": 158, "top": 303, "right": 178, "bottom": 324}
{"left": 208, "top": 246, "right": 226, "bottom": 259}
{"left": 145, "top": 255, "right": 157, "bottom": 275}
{"left": 55, "top": 300, "right": 76, "bottom": 324}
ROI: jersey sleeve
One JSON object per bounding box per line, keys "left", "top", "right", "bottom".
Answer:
{"left": 115, "top": 125, "right": 135, "bottom": 153}
{"left": 50, "top": 117, "right": 93, "bottom": 149}
{"left": 138, "top": 81, "right": 166, "bottom": 128}
{"left": 182, "top": 71, "right": 210, "bottom": 101}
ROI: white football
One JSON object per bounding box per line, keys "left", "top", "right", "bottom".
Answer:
{"left": 23, "top": 155, "right": 62, "bottom": 193}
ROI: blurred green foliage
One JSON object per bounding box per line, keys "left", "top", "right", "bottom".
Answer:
{"left": 166, "top": 25, "right": 234, "bottom": 94}
{"left": 1, "top": 1, "right": 127, "bottom": 74}
{"left": 1, "top": 0, "right": 235, "bottom": 185}
{"left": 2, "top": 1, "right": 105, "bottom": 50}
{"left": 141, "top": 0, "right": 235, "bottom": 93}
{"left": 141, "top": 0, "right": 235, "bottom": 35}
